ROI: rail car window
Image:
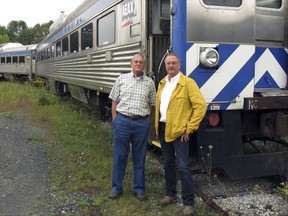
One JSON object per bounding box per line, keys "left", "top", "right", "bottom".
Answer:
{"left": 44, "top": 50, "right": 48, "bottom": 60}
{"left": 56, "top": 41, "right": 61, "bottom": 57}
{"left": 160, "top": 0, "right": 170, "bottom": 18}
{"left": 256, "top": 0, "right": 281, "bottom": 8}
{"left": 97, "top": 12, "right": 115, "bottom": 46}
{"left": 1, "top": 57, "right": 5, "bottom": 63}
{"left": 7, "top": 57, "right": 11, "bottom": 63}
{"left": 81, "top": 23, "right": 93, "bottom": 50}
{"left": 12, "top": 56, "right": 18, "bottom": 63}
{"left": 19, "top": 56, "right": 25, "bottom": 63}
{"left": 62, "top": 37, "right": 69, "bottom": 55}
{"left": 40, "top": 52, "right": 44, "bottom": 60}
{"left": 70, "top": 31, "right": 79, "bottom": 53}
{"left": 47, "top": 48, "right": 51, "bottom": 59}
{"left": 51, "top": 45, "right": 55, "bottom": 58}
{"left": 203, "top": 0, "right": 242, "bottom": 7}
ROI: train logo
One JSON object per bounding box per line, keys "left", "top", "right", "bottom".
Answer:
{"left": 121, "top": 0, "right": 136, "bottom": 27}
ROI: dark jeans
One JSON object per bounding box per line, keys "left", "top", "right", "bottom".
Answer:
{"left": 158, "top": 122, "right": 195, "bottom": 206}
{"left": 111, "top": 114, "right": 150, "bottom": 194}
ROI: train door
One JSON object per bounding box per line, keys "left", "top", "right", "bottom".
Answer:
{"left": 254, "top": 0, "right": 288, "bottom": 91}
{"left": 147, "top": 0, "right": 171, "bottom": 146}
{"left": 148, "top": 0, "right": 170, "bottom": 85}
{"left": 256, "top": 0, "right": 288, "bottom": 48}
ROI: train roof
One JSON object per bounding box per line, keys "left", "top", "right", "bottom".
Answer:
{"left": 48, "top": 0, "right": 97, "bottom": 35}
{"left": 37, "top": 0, "right": 117, "bottom": 50}
{"left": 0, "top": 43, "right": 23, "bottom": 52}
{"left": 0, "top": 44, "right": 37, "bottom": 53}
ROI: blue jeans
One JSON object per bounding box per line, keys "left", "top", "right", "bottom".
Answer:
{"left": 159, "top": 122, "right": 195, "bottom": 206}
{"left": 111, "top": 114, "right": 150, "bottom": 194}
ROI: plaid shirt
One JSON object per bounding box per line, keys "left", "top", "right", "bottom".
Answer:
{"left": 109, "top": 72, "right": 156, "bottom": 116}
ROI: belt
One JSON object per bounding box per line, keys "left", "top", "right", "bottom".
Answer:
{"left": 118, "top": 113, "right": 148, "bottom": 120}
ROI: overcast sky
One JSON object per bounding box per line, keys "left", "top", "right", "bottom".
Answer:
{"left": 0, "top": 0, "right": 85, "bottom": 27}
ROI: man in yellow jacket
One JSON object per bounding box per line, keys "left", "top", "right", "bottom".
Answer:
{"left": 155, "top": 53, "right": 207, "bottom": 216}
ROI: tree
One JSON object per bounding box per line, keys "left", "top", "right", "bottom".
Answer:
{"left": 4, "top": 20, "right": 53, "bottom": 44}
{"left": 0, "top": 25, "right": 10, "bottom": 43}
{"left": 31, "top": 21, "right": 53, "bottom": 43}
{"left": 18, "top": 28, "right": 35, "bottom": 45}
{"left": 7, "top": 20, "right": 28, "bottom": 42}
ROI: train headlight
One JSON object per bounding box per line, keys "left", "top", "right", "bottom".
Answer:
{"left": 200, "top": 48, "right": 219, "bottom": 68}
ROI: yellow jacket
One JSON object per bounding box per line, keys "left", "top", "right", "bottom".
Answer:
{"left": 155, "top": 73, "right": 207, "bottom": 142}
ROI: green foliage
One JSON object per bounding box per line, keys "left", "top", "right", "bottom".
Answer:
{"left": 37, "top": 92, "right": 51, "bottom": 106}
{"left": 0, "top": 25, "right": 10, "bottom": 43}
{"left": 3, "top": 20, "right": 52, "bottom": 44}
{"left": 7, "top": 20, "right": 28, "bottom": 41}
{"left": 276, "top": 182, "right": 288, "bottom": 198}
{"left": 0, "top": 34, "right": 10, "bottom": 43}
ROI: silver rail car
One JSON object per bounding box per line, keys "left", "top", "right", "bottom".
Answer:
{"left": 35, "top": 0, "right": 150, "bottom": 104}
{"left": 0, "top": 44, "right": 37, "bottom": 81}
{"left": 34, "top": 0, "right": 288, "bottom": 179}
{"left": 35, "top": 0, "right": 170, "bottom": 108}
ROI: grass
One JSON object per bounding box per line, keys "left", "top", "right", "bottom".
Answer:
{"left": 0, "top": 82, "right": 220, "bottom": 216}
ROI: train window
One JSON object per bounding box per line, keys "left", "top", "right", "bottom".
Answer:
{"left": 97, "top": 12, "right": 115, "bottom": 46}
{"left": 1, "top": 57, "right": 5, "bottom": 63}
{"left": 160, "top": 0, "right": 170, "bottom": 18}
{"left": 81, "top": 23, "right": 93, "bottom": 50}
{"left": 19, "top": 56, "right": 25, "bottom": 63}
{"left": 47, "top": 47, "right": 51, "bottom": 59}
{"left": 44, "top": 50, "right": 47, "bottom": 60}
{"left": 51, "top": 45, "right": 55, "bottom": 58}
{"left": 70, "top": 31, "right": 79, "bottom": 53}
{"left": 12, "top": 56, "right": 18, "bottom": 63}
{"left": 256, "top": 0, "right": 281, "bottom": 8}
{"left": 56, "top": 41, "right": 61, "bottom": 57}
{"left": 62, "top": 37, "right": 69, "bottom": 55}
{"left": 7, "top": 57, "right": 11, "bottom": 63}
{"left": 203, "top": 0, "right": 242, "bottom": 7}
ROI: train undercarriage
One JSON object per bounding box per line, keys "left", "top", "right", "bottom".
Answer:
{"left": 197, "top": 90, "right": 288, "bottom": 180}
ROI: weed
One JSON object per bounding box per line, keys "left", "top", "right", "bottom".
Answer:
{"left": 37, "top": 93, "right": 51, "bottom": 105}
{"left": 275, "top": 181, "right": 288, "bottom": 198}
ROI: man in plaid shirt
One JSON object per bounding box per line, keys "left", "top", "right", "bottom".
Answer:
{"left": 108, "top": 53, "right": 156, "bottom": 201}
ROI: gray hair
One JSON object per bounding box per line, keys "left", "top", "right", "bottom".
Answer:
{"left": 131, "top": 53, "right": 145, "bottom": 63}
{"left": 165, "top": 53, "right": 181, "bottom": 64}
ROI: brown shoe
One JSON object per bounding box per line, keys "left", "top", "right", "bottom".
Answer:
{"left": 133, "top": 192, "right": 146, "bottom": 201}
{"left": 160, "top": 196, "right": 177, "bottom": 206}
{"left": 179, "top": 205, "right": 194, "bottom": 216}
{"left": 108, "top": 192, "right": 122, "bottom": 199}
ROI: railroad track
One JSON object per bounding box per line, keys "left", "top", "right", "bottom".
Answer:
{"left": 148, "top": 147, "right": 288, "bottom": 216}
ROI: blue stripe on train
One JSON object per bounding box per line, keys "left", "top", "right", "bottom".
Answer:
{"left": 213, "top": 53, "right": 256, "bottom": 110}
{"left": 269, "top": 48, "right": 288, "bottom": 74}
{"left": 189, "top": 44, "right": 239, "bottom": 88}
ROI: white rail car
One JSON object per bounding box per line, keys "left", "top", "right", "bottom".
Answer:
{"left": 0, "top": 44, "right": 36, "bottom": 81}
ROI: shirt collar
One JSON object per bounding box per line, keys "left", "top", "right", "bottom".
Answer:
{"left": 166, "top": 72, "right": 180, "bottom": 84}
{"left": 132, "top": 71, "right": 144, "bottom": 80}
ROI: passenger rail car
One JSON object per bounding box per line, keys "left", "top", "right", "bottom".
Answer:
{"left": 0, "top": 44, "right": 37, "bottom": 81}
{"left": 34, "top": 0, "right": 288, "bottom": 179}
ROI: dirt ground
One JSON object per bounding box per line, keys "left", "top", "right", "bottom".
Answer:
{"left": 0, "top": 112, "right": 53, "bottom": 215}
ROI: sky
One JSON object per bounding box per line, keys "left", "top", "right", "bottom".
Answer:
{"left": 0, "top": 0, "right": 86, "bottom": 27}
